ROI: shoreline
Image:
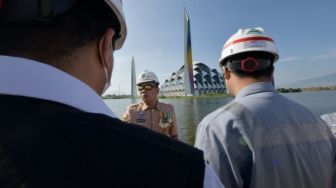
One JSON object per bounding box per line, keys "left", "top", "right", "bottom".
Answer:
{"left": 103, "top": 85, "right": 336, "bottom": 99}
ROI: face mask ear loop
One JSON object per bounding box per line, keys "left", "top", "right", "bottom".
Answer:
{"left": 99, "top": 37, "right": 109, "bottom": 84}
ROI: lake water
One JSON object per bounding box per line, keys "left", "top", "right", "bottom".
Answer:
{"left": 105, "top": 90, "right": 336, "bottom": 145}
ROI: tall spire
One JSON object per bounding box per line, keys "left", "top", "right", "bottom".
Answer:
{"left": 184, "top": 8, "right": 195, "bottom": 95}
{"left": 131, "top": 56, "right": 137, "bottom": 98}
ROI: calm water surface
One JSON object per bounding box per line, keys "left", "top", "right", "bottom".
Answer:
{"left": 105, "top": 90, "right": 336, "bottom": 145}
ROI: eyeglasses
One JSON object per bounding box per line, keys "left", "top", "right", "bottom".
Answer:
{"left": 137, "top": 84, "right": 156, "bottom": 92}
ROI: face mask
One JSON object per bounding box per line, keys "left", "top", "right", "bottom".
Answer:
{"left": 99, "top": 37, "right": 111, "bottom": 95}
{"left": 102, "top": 67, "right": 111, "bottom": 94}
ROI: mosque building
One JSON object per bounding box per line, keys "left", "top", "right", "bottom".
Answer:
{"left": 160, "top": 62, "right": 225, "bottom": 96}
{"left": 131, "top": 9, "right": 226, "bottom": 96}
{"left": 159, "top": 10, "right": 225, "bottom": 96}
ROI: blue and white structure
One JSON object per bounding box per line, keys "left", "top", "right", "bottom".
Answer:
{"left": 160, "top": 62, "right": 226, "bottom": 96}
{"left": 184, "top": 9, "right": 195, "bottom": 96}
{"left": 131, "top": 56, "right": 137, "bottom": 98}
{"left": 159, "top": 9, "right": 225, "bottom": 96}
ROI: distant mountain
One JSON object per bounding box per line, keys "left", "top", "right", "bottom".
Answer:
{"left": 277, "top": 73, "right": 336, "bottom": 88}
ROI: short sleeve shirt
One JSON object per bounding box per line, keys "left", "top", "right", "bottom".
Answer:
{"left": 122, "top": 101, "right": 178, "bottom": 138}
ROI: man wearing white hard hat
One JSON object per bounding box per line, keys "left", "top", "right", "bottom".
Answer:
{"left": 0, "top": 1, "right": 224, "bottom": 188}
{"left": 195, "top": 27, "right": 336, "bottom": 188}
{"left": 123, "top": 70, "right": 178, "bottom": 140}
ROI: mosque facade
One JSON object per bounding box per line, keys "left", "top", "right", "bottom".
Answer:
{"left": 132, "top": 10, "right": 226, "bottom": 96}
{"left": 160, "top": 62, "right": 226, "bottom": 96}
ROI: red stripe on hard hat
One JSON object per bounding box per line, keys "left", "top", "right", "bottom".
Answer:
{"left": 224, "top": 37, "right": 274, "bottom": 49}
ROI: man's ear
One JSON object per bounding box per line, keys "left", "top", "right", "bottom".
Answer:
{"left": 99, "top": 28, "right": 115, "bottom": 69}
{"left": 154, "top": 87, "right": 160, "bottom": 96}
{"left": 223, "top": 67, "right": 231, "bottom": 79}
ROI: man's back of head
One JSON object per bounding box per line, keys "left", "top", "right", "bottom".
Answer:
{"left": 0, "top": 0, "right": 125, "bottom": 68}
{"left": 0, "top": 0, "right": 128, "bottom": 94}
{"left": 218, "top": 27, "right": 279, "bottom": 96}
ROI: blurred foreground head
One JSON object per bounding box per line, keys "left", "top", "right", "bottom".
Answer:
{"left": 0, "top": 0, "right": 128, "bottom": 95}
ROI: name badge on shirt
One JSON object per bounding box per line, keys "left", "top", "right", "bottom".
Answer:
{"left": 159, "top": 112, "right": 172, "bottom": 128}
{"left": 136, "top": 111, "right": 145, "bottom": 122}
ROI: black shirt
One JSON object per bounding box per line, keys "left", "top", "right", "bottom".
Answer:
{"left": 0, "top": 95, "right": 205, "bottom": 188}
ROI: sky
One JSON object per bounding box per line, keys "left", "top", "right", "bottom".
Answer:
{"left": 107, "top": 0, "right": 336, "bottom": 95}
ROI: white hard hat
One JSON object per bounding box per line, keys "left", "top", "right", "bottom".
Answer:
{"left": 0, "top": 0, "right": 127, "bottom": 50}
{"left": 137, "top": 70, "right": 160, "bottom": 85}
{"left": 219, "top": 27, "right": 278, "bottom": 66}
{"left": 104, "top": 0, "right": 127, "bottom": 50}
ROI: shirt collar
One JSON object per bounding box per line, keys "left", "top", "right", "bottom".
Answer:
{"left": 0, "top": 55, "right": 116, "bottom": 118}
{"left": 140, "top": 101, "right": 161, "bottom": 111}
{"left": 235, "top": 82, "right": 275, "bottom": 99}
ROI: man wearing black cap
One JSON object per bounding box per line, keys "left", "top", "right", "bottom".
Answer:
{"left": 0, "top": 1, "right": 223, "bottom": 188}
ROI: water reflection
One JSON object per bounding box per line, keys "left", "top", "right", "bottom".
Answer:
{"left": 105, "top": 96, "right": 233, "bottom": 145}
{"left": 105, "top": 90, "right": 336, "bottom": 145}
{"left": 163, "top": 97, "right": 234, "bottom": 144}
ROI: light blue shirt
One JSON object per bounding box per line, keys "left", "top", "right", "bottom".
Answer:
{"left": 195, "top": 82, "right": 336, "bottom": 188}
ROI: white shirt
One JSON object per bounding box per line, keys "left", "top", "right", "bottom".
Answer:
{"left": 0, "top": 55, "right": 224, "bottom": 188}
{"left": 321, "top": 112, "right": 336, "bottom": 135}
{"left": 0, "top": 55, "right": 116, "bottom": 118}
{"left": 321, "top": 112, "right": 336, "bottom": 126}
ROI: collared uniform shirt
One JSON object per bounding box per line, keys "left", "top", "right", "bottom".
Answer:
{"left": 122, "top": 102, "right": 178, "bottom": 138}
{"left": 195, "top": 82, "right": 336, "bottom": 188}
{"left": 0, "top": 55, "right": 224, "bottom": 188}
